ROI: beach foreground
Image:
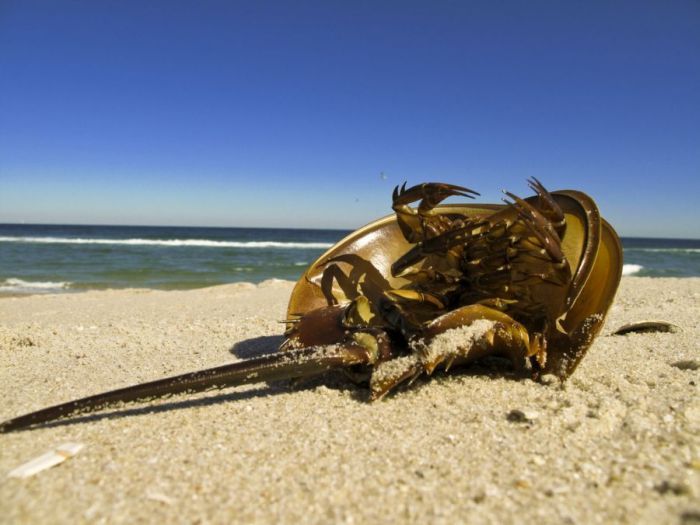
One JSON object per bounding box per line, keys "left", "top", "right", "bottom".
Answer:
{"left": 1, "top": 277, "right": 698, "bottom": 524}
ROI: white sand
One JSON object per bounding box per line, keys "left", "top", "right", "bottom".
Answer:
{"left": 0, "top": 277, "right": 698, "bottom": 524}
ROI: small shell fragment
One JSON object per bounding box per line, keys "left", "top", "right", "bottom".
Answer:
{"left": 146, "top": 490, "right": 176, "bottom": 505}
{"left": 8, "top": 442, "right": 84, "bottom": 479}
{"left": 612, "top": 321, "right": 680, "bottom": 336}
{"left": 672, "top": 360, "right": 700, "bottom": 371}
{"left": 507, "top": 409, "right": 539, "bottom": 423}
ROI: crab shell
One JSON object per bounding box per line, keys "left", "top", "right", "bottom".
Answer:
{"left": 287, "top": 190, "right": 623, "bottom": 379}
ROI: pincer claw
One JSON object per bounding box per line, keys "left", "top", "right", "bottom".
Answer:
{"left": 392, "top": 182, "right": 479, "bottom": 209}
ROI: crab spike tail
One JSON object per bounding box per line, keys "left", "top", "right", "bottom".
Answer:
{"left": 0, "top": 344, "right": 372, "bottom": 433}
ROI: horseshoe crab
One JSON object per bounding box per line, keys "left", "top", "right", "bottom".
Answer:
{"left": 0, "top": 179, "right": 622, "bottom": 433}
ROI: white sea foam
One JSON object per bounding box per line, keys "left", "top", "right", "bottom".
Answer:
{"left": 0, "top": 236, "right": 333, "bottom": 249}
{"left": 0, "top": 278, "right": 71, "bottom": 293}
{"left": 622, "top": 264, "right": 643, "bottom": 276}
{"left": 625, "top": 248, "right": 700, "bottom": 253}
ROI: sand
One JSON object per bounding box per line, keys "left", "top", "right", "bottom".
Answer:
{"left": 0, "top": 277, "right": 698, "bottom": 524}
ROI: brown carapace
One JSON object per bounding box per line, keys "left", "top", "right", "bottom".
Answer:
{"left": 0, "top": 179, "right": 622, "bottom": 433}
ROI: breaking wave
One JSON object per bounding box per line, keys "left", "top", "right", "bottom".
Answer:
{"left": 0, "top": 236, "right": 333, "bottom": 249}
{"left": 625, "top": 248, "right": 700, "bottom": 254}
{"left": 0, "top": 278, "right": 71, "bottom": 294}
{"left": 622, "top": 264, "right": 643, "bottom": 276}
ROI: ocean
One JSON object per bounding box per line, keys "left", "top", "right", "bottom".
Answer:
{"left": 0, "top": 224, "right": 698, "bottom": 295}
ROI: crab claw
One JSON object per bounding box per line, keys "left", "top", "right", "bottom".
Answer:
{"left": 392, "top": 182, "right": 479, "bottom": 210}
{"left": 392, "top": 182, "right": 480, "bottom": 244}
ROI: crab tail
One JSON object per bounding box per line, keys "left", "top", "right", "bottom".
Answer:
{"left": 0, "top": 344, "right": 372, "bottom": 433}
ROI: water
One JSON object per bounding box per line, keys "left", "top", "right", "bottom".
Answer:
{"left": 620, "top": 237, "right": 700, "bottom": 277}
{"left": 0, "top": 224, "right": 698, "bottom": 295}
{"left": 0, "top": 224, "right": 349, "bottom": 294}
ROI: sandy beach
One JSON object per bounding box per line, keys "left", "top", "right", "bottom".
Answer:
{"left": 0, "top": 277, "right": 698, "bottom": 524}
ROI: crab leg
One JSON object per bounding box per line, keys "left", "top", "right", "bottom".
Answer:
{"left": 0, "top": 344, "right": 372, "bottom": 433}
{"left": 527, "top": 177, "right": 566, "bottom": 234}
{"left": 369, "top": 304, "right": 543, "bottom": 400}
{"left": 502, "top": 191, "right": 565, "bottom": 264}
{"left": 392, "top": 182, "right": 479, "bottom": 243}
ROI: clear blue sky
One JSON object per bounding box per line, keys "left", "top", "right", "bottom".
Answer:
{"left": 1, "top": 1, "right": 698, "bottom": 237}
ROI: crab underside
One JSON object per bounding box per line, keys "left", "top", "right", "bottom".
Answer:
{"left": 0, "top": 179, "right": 622, "bottom": 433}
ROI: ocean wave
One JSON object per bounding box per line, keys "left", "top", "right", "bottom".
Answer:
{"left": 624, "top": 248, "right": 700, "bottom": 254}
{"left": 622, "top": 264, "right": 643, "bottom": 276}
{"left": 0, "top": 236, "right": 333, "bottom": 249}
{"left": 0, "top": 278, "right": 71, "bottom": 293}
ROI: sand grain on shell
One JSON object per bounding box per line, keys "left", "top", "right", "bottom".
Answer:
{"left": 417, "top": 319, "right": 495, "bottom": 365}
{"left": 1, "top": 277, "right": 699, "bottom": 524}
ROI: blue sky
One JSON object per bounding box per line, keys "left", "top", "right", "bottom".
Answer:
{"left": 0, "top": 1, "right": 698, "bottom": 237}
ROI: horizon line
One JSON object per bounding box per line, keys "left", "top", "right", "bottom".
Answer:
{"left": 0, "top": 222, "right": 698, "bottom": 241}
{"left": 0, "top": 221, "right": 355, "bottom": 233}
